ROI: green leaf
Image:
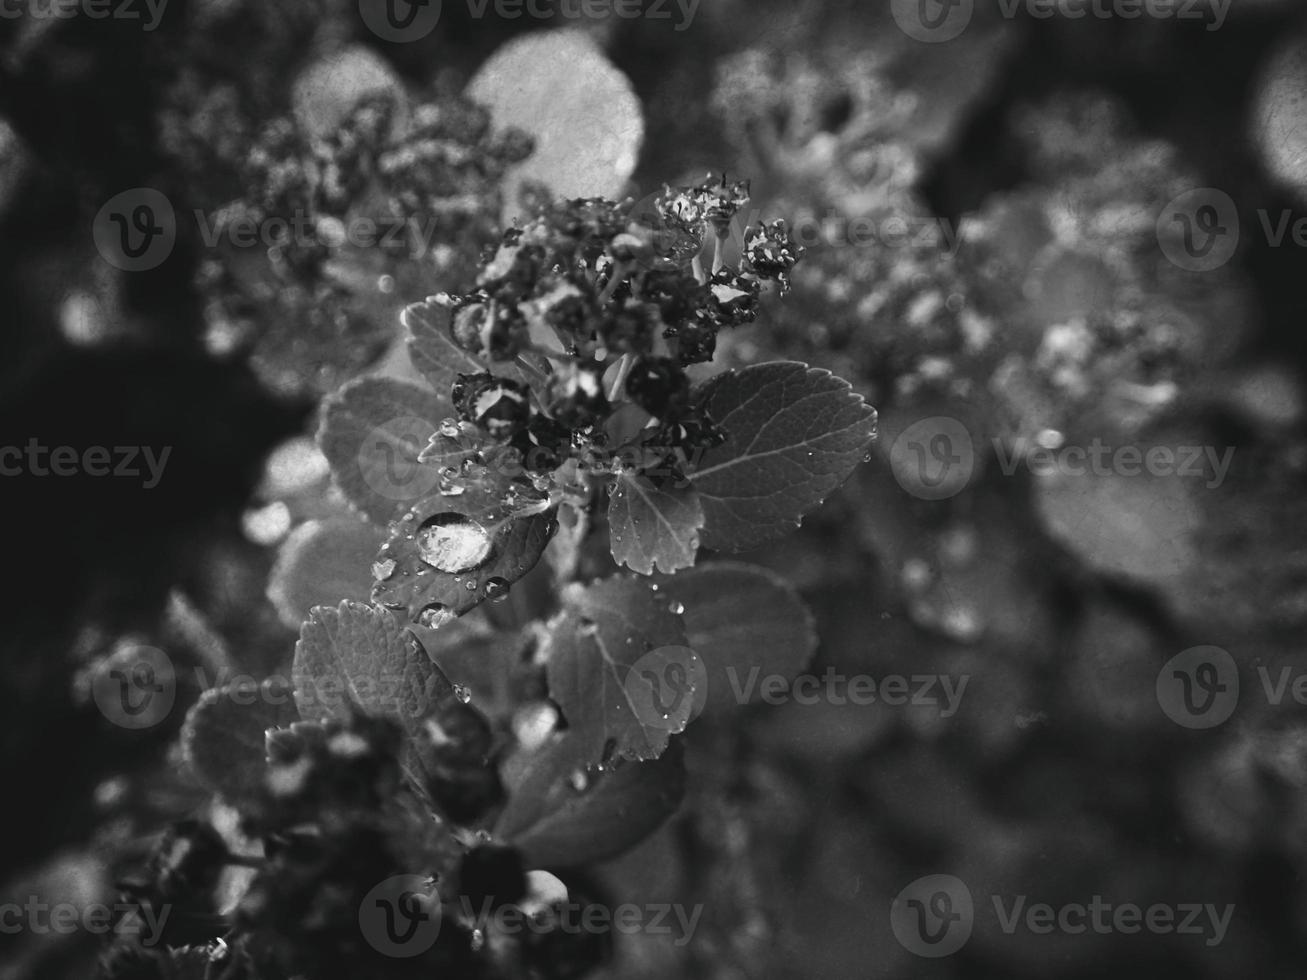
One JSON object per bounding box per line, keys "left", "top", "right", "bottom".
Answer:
{"left": 403, "top": 298, "right": 543, "bottom": 399}
{"left": 292, "top": 600, "right": 455, "bottom": 734}
{"left": 688, "top": 361, "right": 878, "bottom": 552}
{"left": 542, "top": 576, "right": 692, "bottom": 767}
{"left": 658, "top": 562, "right": 817, "bottom": 715}
{"left": 608, "top": 472, "right": 703, "bottom": 575}
{"left": 317, "top": 375, "right": 451, "bottom": 525}
{"left": 411, "top": 618, "right": 526, "bottom": 726}
{"left": 267, "top": 516, "right": 388, "bottom": 629}
{"left": 495, "top": 736, "right": 685, "bottom": 869}
{"left": 371, "top": 483, "right": 557, "bottom": 622}
{"left": 1033, "top": 468, "right": 1200, "bottom": 589}
{"left": 181, "top": 678, "right": 300, "bottom": 805}
{"left": 466, "top": 29, "right": 643, "bottom": 216}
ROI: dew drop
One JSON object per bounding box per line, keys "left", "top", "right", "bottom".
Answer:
{"left": 416, "top": 603, "right": 455, "bottom": 629}
{"left": 465, "top": 579, "right": 478, "bottom": 591}
{"left": 668, "top": 600, "right": 686, "bottom": 615}
{"left": 415, "top": 513, "right": 494, "bottom": 572}
{"left": 438, "top": 418, "right": 461, "bottom": 439}
{"left": 569, "top": 769, "right": 590, "bottom": 792}
{"left": 484, "top": 577, "right": 511, "bottom": 602}
{"left": 372, "top": 558, "right": 397, "bottom": 581}
{"left": 454, "top": 684, "right": 472, "bottom": 704}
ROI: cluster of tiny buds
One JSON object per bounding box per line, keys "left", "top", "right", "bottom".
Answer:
{"left": 425, "top": 176, "right": 801, "bottom": 468}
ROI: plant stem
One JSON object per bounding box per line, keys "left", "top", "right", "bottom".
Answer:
{"left": 608, "top": 353, "right": 634, "bottom": 401}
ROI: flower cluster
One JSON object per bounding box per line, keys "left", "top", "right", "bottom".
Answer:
{"left": 193, "top": 91, "right": 533, "bottom": 397}
{"left": 427, "top": 178, "right": 801, "bottom": 480}
{"left": 712, "top": 46, "right": 923, "bottom": 216}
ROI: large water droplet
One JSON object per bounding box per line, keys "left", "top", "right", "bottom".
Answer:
{"left": 484, "top": 577, "right": 511, "bottom": 603}
{"left": 415, "top": 513, "right": 494, "bottom": 572}
{"left": 416, "top": 603, "right": 455, "bottom": 629}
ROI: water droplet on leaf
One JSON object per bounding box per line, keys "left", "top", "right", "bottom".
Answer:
{"left": 415, "top": 513, "right": 494, "bottom": 572}
{"left": 484, "top": 577, "right": 511, "bottom": 602}
{"left": 416, "top": 603, "right": 455, "bottom": 629}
